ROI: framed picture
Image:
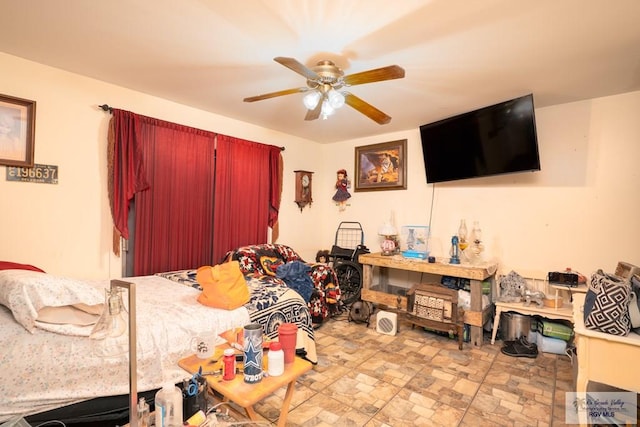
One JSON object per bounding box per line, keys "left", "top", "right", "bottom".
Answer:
{"left": 354, "top": 139, "right": 407, "bottom": 192}
{"left": 0, "top": 94, "right": 36, "bottom": 167}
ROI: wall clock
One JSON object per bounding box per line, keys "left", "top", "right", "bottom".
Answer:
{"left": 294, "top": 170, "right": 313, "bottom": 211}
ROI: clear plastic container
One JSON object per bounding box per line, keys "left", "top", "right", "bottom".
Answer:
{"left": 154, "top": 382, "right": 183, "bottom": 427}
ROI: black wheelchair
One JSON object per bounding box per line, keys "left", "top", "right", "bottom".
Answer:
{"left": 329, "top": 222, "right": 370, "bottom": 306}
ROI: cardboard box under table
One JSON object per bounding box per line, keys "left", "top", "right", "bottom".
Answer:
{"left": 178, "top": 349, "right": 312, "bottom": 427}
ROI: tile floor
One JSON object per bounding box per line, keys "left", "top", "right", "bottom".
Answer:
{"left": 217, "top": 311, "right": 575, "bottom": 426}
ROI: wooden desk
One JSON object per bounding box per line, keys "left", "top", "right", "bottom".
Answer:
{"left": 178, "top": 353, "right": 312, "bottom": 427}
{"left": 359, "top": 252, "right": 497, "bottom": 346}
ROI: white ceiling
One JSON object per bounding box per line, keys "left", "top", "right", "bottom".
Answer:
{"left": 1, "top": 0, "right": 639, "bottom": 143}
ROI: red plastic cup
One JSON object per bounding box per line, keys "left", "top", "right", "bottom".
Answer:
{"left": 278, "top": 323, "right": 298, "bottom": 364}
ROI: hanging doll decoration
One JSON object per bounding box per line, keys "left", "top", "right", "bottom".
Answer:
{"left": 332, "top": 168, "right": 351, "bottom": 211}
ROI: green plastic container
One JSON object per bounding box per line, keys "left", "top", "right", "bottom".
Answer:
{"left": 537, "top": 320, "right": 573, "bottom": 341}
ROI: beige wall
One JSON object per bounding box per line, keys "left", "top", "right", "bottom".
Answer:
{"left": 319, "top": 92, "right": 640, "bottom": 280}
{"left": 1, "top": 52, "right": 639, "bottom": 282}
{"left": 0, "top": 53, "right": 323, "bottom": 278}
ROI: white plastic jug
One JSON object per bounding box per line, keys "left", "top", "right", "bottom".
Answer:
{"left": 154, "top": 382, "right": 183, "bottom": 427}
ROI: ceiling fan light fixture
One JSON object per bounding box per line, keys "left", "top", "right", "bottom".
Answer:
{"left": 321, "top": 99, "right": 335, "bottom": 120}
{"left": 247, "top": 57, "right": 404, "bottom": 124}
{"left": 327, "top": 89, "right": 345, "bottom": 109}
{"left": 303, "top": 91, "right": 321, "bottom": 110}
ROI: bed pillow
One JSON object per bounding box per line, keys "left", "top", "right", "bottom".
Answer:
{"left": 255, "top": 249, "right": 285, "bottom": 276}
{"left": 0, "top": 269, "right": 104, "bottom": 333}
{"left": 0, "top": 261, "right": 45, "bottom": 272}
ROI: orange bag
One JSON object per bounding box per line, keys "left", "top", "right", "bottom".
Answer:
{"left": 196, "top": 261, "right": 249, "bottom": 310}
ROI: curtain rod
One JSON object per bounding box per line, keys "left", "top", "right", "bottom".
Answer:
{"left": 98, "top": 103, "right": 285, "bottom": 151}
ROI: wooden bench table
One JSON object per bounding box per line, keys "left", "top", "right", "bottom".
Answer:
{"left": 359, "top": 252, "right": 497, "bottom": 346}
{"left": 179, "top": 353, "right": 312, "bottom": 426}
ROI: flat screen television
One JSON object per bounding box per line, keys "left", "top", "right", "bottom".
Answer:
{"left": 420, "top": 94, "right": 540, "bottom": 183}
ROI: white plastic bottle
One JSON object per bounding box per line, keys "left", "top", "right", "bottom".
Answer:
{"left": 154, "top": 382, "right": 183, "bottom": 427}
{"left": 267, "top": 341, "right": 284, "bottom": 377}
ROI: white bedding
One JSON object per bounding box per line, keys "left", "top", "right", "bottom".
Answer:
{"left": 0, "top": 274, "right": 250, "bottom": 421}
{"left": 0, "top": 269, "right": 105, "bottom": 335}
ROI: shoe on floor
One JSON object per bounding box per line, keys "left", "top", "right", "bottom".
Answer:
{"left": 517, "top": 335, "right": 538, "bottom": 350}
{"left": 502, "top": 336, "right": 537, "bottom": 349}
{"left": 501, "top": 339, "right": 538, "bottom": 358}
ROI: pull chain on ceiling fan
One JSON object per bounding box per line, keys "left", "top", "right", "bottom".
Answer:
{"left": 243, "top": 57, "right": 405, "bottom": 124}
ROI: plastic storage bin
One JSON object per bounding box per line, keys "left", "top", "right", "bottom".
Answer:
{"left": 534, "top": 332, "right": 567, "bottom": 354}
{"left": 537, "top": 319, "right": 573, "bottom": 341}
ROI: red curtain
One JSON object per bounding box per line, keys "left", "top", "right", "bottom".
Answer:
{"left": 132, "top": 117, "right": 217, "bottom": 276}
{"left": 213, "top": 135, "right": 282, "bottom": 263}
{"left": 108, "top": 110, "right": 149, "bottom": 240}
{"left": 108, "top": 109, "right": 282, "bottom": 275}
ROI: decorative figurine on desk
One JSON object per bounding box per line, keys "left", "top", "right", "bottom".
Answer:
{"left": 497, "top": 270, "right": 526, "bottom": 303}
{"left": 449, "top": 235, "right": 460, "bottom": 264}
{"left": 523, "top": 289, "right": 545, "bottom": 308}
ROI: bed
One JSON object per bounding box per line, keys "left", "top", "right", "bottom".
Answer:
{"left": 0, "top": 259, "right": 318, "bottom": 424}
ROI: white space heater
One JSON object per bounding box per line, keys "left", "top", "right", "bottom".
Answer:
{"left": 376, "top": 310, "right": 398, "bottom": 336}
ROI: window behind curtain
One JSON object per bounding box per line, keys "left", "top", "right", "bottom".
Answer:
{"left": 108, "top": 109, "right": 282, "bottom": 276}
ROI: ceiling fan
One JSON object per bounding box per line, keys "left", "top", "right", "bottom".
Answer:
{"left": 243, "top": 57, "right": 405, "bottom": 124}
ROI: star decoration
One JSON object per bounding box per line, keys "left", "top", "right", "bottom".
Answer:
{"left": 243, "top": 337, "right": 263, "bottom": 380}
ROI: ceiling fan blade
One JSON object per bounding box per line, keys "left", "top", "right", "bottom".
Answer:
{"left": 343, "top": 65, "right": 405, "bottom": 86}
{"left": 344, "top": 92, "right": 392, "bottom": 124}
{"left": 243, "top": 87, "right": 309, "bottom": 102}
{"left": 274, "top": 57, "right": 320, "bottom": 81}
{"left": 304, "top": 93, "right": 324, "bottom": 121}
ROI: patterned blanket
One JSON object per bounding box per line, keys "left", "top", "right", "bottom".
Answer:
{"left": 156, "top": 269, "right": 317, "bottom": 363}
